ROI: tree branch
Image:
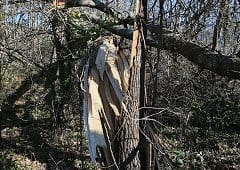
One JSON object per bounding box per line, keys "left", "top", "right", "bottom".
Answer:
{"left": 0, "top": 0, "right": 49, "bottom": 5}
{"left": 161, "top": 35, "right": 240, "bottom": 79}
{"left": 3, "top": 0, "right": 240, "bottom": 80}
{"left": 65, "top": 0, "right": 115, "bottom": 16}
{"left": 90, "top": 18, "right": 240, "bottom": 80}
{"left": 59, "top": 0, "right": 240, "bottom": 80}
{"left": 1, "top": 0, "right": 115, "bottom": 16}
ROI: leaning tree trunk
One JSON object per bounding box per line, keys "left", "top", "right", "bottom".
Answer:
{"left": 118, "top": 0, "right": 142, "bottom": 169}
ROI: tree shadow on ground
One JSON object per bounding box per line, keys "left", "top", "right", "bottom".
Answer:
{"left": 0, "top": 119, "right": 91, "bottom": 169}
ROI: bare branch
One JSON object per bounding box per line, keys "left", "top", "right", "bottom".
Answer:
{"left": 90, "top": 18, "right": 240, "bottom": 79}
{"left": 65, "top": 0, "right": 115, "bottom": 16}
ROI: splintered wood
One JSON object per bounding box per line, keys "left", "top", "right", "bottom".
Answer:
{"left": 130, "top": 0, "right": 141, "bottom": 68}
{"left": 83, "top": 36, "right": 130, "bottom": 167}
{"left": 52, "top": 0, "right": 66, "bottom": 7}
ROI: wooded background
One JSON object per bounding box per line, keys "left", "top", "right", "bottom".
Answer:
{"left": 0, "top": 0, "right": 240, "bottom": 169}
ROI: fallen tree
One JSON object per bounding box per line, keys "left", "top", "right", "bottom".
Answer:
{"left": 1, "top": 0, "right": 239, "bottom": 169}
{"left": 89, "top": 18, "right": 240, "bottom": 80}
{"left": 7, "top": 0, "right": 240, "bottom": 80}
{"left": 64, "top": 0, "right": 240, "bottom": 80}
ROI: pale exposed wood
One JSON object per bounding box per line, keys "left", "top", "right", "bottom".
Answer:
{"left": 52, "top": 0, "right": 65, "bottom": 7}
{"left": 117, "top": 50, "right": 130, "bottom": 93}
{"left": 117, "top": 0, "right": 142, "bottom": 168}
{"left": 86, "top": 67, "right": 107, "bottom": 164}
{"left": 130, "top": 0, "right": 141, "bottom": 68}
{"left": 8, "top": 0, "right": 240, "bottom": 80}
{"left": 83, "top": 36, "right": 132, "bottom": 168}
{"left": 91, "top": 19, "right": 240, "bottom": 79}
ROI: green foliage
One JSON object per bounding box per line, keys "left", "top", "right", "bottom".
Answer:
{"left": 65, "top": 11, "right": 104, "bottom": 56}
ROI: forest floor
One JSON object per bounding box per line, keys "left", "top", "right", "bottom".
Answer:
{"left": 0, "top": 69, "right": 239, "bottom": 169}
{"left": 160, "top": 127, "right": 240, "bottom": 169}
{"left": 0, "top": 114, "right": 94, "bottom": 170}
{"left": 0, "top": 116, "right": 239, "bottom": 169}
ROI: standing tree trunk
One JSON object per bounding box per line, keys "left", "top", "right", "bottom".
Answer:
{"left": 118, "top": 0, "right": 142, "bottom": 169}
{"left": 139, "top": 0, "right": 151, "bottom": 169}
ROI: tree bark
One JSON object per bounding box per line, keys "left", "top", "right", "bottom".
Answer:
{"left": 90, "top": 19, "right": 240, "bottom": 80}
{"left": 6, "top": 0, "right": 240, "bottom": 80}
{"left": 139, "top": 0, "right": 151, "bottom": 169}
{"left": 118, "top": 0, "right": 141, "bottom": 169}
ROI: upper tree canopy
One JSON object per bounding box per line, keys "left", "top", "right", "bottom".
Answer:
{"left": 43, "top": 0, "right": 240, "bottom": 79}
{"left": 1, "top": 0, "right": 240, "bottom": 79}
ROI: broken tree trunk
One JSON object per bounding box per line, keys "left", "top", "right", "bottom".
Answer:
{"left": 83, "top": 37, "right": 129, "bottom": 169}
{"left": 83, "top": 34, "right": 142, "bottom": 169}
{"left": 83, "top": 1, "right": 143, "bottom": 169}
{"left": 118, "top": 0, "right": 142, "bottom": 169}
